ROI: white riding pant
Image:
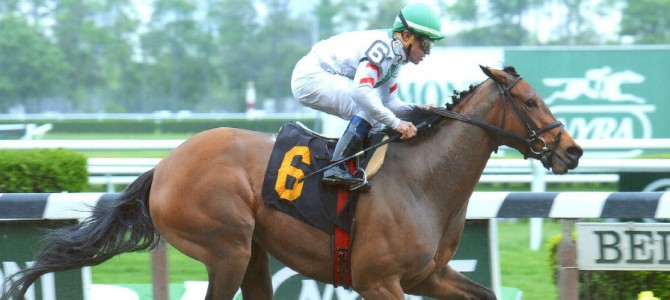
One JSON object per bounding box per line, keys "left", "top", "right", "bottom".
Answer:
{"left": 291, "top": 55, "right": 376, "bottom": 126}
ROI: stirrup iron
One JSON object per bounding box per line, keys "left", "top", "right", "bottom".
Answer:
{"left": 349, "top": 168, "right": 370, "bottom": 192}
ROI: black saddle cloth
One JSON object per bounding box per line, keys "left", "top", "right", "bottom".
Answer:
{"left": 261, "top": 122, "right": 369, "bottom": 233}
{"left": 261, "top": 107, "right": 441, "bottom": 233}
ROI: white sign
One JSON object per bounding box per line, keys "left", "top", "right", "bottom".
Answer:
{"left": 398, "top": 47, "right": 505, "bottom": 106}
{"left": 577, "top": 223, "right": 670, "bottom": 271}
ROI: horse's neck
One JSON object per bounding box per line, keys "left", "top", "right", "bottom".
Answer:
{"left": 400, "top": 85, "right": 499, "bottom": 213}
{"left": 426, "top": 121, "right": 494, "bottom": 187}
{"left": 446, "top": 83, "right": 500, "bottom": 168}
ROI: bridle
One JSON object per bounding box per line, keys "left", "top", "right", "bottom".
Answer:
{"left": 429, "top": 75, "right": 564, "bottom": 167}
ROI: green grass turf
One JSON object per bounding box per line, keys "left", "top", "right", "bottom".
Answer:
{"left": 498, "top": 220, "right": 563, "bottom": 300}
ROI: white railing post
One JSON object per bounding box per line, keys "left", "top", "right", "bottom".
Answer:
{"left": 530, "top": 160, "right": 546, "bottom": 251}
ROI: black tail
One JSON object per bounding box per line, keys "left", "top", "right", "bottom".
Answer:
{"left": 1, "top": 169, "right": 159, "bottom": 300}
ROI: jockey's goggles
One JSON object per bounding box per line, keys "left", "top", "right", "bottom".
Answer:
{"left": 416, "top": 36, "right": 432, "bottom": 52}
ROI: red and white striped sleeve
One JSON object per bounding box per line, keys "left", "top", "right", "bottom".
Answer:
{"left": 380, "top": 77, "right": 414, "bottom": 113}
{"left": 351, "top": 60, "right": 401, "bottom": 129}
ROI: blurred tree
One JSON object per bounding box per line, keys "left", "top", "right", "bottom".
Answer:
{"left": 212, "top": 0, "right": 259, "bottom": 111}
{"left": 97, "top": 0, "right": 143, "bottom": 112}
{"left": 141, "top": 0, "right": 228, "bottom": 111}
{"left": 2, "top": 0, "right": 651, "bottom": 115}
{"left": 445, "top": 0, "right": 534, "bottom": 45}
{"left": 489, "top": 0, "right": 532, "bottom": 42}
{"left": 620, "top": 0, "right": 670, "bottom": 44}
{"left": 446, "top": 0, "right": 621, "bottom": 46}
{"left": 543, "top": 0, "right": 617, "bottom": 45}
{"left": 49, "top": 0, "right": 140, "bottom": 112}
{"left": 0, "top": 0, "right": 20, "bottom": 14}
{"left": 315, "top": 0, "right": 336, "bottom": 40}
{"left": 0, "top": 16, "right": 67, "bottom": 112}
{"left": 366, "top": 0, "right": 405, "bottom": 30}
{"left": 194, "top": 0, "right": 228, "bottom": 112}
{"left": 253, "top": 0, "right": 310, "bottom": 106}
{"left": 446, "top": 0, "right": 478, "bottom": 25}
{"left": 51, "top": 0, "right": 114, "bottom": 111}
{"left": 331, "top": 0, "right": 372, "bottom": 32}
{"left": 143, "top": 0, "right": 199, "bottom": 111}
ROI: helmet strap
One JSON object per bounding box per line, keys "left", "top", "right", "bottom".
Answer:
{"left": 397, "top": 11, "right": 419, "bottom": 59}
{"left": 394, "top": 31, "right": 414, "bottom": 60}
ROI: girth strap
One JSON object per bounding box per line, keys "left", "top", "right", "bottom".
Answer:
{"left": 333, "top": 161, "right": 354, "bottom": 288}
{"left": 333, "top": 194, "right": 351, "bottom": 288}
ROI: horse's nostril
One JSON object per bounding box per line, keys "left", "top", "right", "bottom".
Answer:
{"left": 567, "top": 146, "right": 583, "bottom": 160}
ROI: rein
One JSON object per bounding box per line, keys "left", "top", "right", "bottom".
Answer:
{"left": 429, "top": 76, "right": 564, "bottom": 166}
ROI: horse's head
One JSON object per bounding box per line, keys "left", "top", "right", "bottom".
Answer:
{"left": 479, "top": 65, "right": 583, "bottom": 174}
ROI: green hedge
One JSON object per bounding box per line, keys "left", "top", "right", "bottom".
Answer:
{"left": 0, "top": 149, "right": 88, "bottom": 192}
{"left": 547, "top": 233, "right": 670, "bottom": 299}
{"left": 0, "top": 118, "right": 320, "bottom": 134}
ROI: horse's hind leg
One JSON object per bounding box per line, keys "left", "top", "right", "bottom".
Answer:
{"left": 173, "top": 202, "right": 256, "bottom": 300}
{"left": 407, "top": 264, "right": 496, "bottom": 300}
{"left": 202, "top": 226, "right": 255, "bottom": 300}
{"left": 240, "top": 241, "right": 272, "bottom": 299}
{"left": 201, "top": 230, "right": 271, "bottom": 300}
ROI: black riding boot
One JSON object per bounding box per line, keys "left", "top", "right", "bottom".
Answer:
{"left": 322, "top": 131, "right": 366, "bottom": 189}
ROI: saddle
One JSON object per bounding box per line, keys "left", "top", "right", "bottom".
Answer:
{"left": 261, "top": 121, "right": 388, "bottom": 234}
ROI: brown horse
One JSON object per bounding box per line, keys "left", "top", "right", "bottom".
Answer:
{"left": 2, "top": 66, "right": 582, "bottom": 300}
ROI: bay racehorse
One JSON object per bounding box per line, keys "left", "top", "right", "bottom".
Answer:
{"left": 2, "top": 66, "right": 582, "bottom": 300}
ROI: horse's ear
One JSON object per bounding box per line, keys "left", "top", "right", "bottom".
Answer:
{"left": 479, "top": 65, "right": 506, "bottom": 84}
{"left": 479, "top": 65, "right": 493, "bottom": 78}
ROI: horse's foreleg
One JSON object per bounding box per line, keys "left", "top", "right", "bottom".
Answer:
{"left": 406, "top": 264, "right": 496, "bottom": 300}
{"left": 240, "top": 240, "right": 272, "bottom": 299}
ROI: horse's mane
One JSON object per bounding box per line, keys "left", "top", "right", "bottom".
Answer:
{"left": 447, "top": 65, "right": 519, "bottom": 111}
{"left": 447, "top": 83, "right": 479, "bottom": 111}
{"left": 385, "top": 65, "right": 520, "bottom": 140}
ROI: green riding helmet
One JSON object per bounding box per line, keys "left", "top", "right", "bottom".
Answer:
{"left": 393, "top": 3, "right": 445, "bottom": 41}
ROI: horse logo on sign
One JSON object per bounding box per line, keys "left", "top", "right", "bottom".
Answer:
{"left": 543, "top": 66, "right": 646, "bottom": 105}
{"left": 643, "top": 179, "right": 670, "bottom": 192}
{"left": 540, "top": 65, "right": 654, "bottom": 156}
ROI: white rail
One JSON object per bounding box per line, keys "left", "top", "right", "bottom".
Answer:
{"left": 2, "top": 139, "right": 669, "bottom": 193}
{"left": 0, "top": 123, "right": 53, "bottom": 140}
{"left": 82, "top": 157, "right": 669, "bottom": 193}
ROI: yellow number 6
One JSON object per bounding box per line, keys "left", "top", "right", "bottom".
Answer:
{"left": 275, "top": 146, "right": 311, "bottom": 201}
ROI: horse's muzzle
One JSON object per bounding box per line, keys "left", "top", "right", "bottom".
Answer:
{"left": 546, "top": 143, "right": 583, "bottom": 174}
{"left": 564, "top": 144, "right": 583, "bottom": 169}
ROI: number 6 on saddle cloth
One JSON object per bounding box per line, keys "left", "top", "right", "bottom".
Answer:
{"left": 261, "top": 121, "right": 387, "bottom": 234}
{"left": 261, "top": 114, "right": 434, "bottom": 233}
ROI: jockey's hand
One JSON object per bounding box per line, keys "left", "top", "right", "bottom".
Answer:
{"left": 417, "top": 103, "right": 435, "bottom": 110}
{"left": 395, "top": 120, "right": 417, "bottom": 140}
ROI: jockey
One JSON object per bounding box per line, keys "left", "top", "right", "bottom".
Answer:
{"left": 291, "top": 3, "right": 445, "bottom": 190}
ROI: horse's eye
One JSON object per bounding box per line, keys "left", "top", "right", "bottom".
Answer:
{"left": 525, "top": 99, "right": 537, "bottom": 108}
